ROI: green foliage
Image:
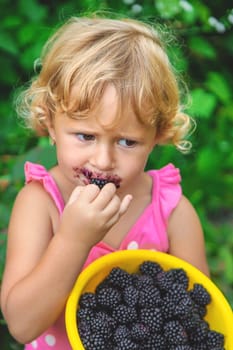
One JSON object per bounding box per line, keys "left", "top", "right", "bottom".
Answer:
{"left": 0, "top": 0, "right": 232, "bottom": 347}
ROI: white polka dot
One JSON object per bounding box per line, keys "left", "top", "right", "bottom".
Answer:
{"left": 127, "top": 241, "right": 139, "bottom": 250}
{"left": 45, "top": 334, "right": 56, "bottom": 346}
{"left": 31, "top": 340, "right": 38, "bottom": 348}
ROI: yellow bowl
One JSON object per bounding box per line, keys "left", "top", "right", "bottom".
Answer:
{"left": 65, "top": 250, "right": 233, "bottom": 349}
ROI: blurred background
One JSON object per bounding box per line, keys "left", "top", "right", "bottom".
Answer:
{"left": 0, "top": 0, "right": 232, "bottom": 348}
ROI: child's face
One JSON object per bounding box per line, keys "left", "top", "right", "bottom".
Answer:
{"left": 48, "top": 85, "right": 157, "bottom": 193}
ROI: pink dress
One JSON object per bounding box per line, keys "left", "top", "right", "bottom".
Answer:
{"left": 24, "top": 161, "right": 181, "bottom": 349}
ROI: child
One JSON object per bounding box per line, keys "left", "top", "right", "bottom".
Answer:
{"left": 1, "top": 15, "right": 209, "bottom": 349}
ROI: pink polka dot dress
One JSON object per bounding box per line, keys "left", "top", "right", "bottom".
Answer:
{"left": 24, "top": 162, "right": 182, "bottom": 349}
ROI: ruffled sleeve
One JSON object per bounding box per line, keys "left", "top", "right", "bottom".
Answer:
{"left": 25, "top": 161, "right": 65, "bottom": 215}
{"left": 148, "top": 163, "right": 182, "bottom": 223}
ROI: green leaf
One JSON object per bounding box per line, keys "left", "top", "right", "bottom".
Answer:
{"left": 188, "top": 88, "right": 217, "bottom": 119}
{"left": 19, "top": 0, "right": 47, "bottom": 22}
{"left": 0, "top": 31, "right": 18, "bottom": 55}
{"left": 189, "top": 36, "right": 216, "bottom": 59}
{"left": 205, "top": 72, "right": 232, "bottom": 103}
{"left": 12, "top": 145, "right": 57, "bottom": 182}
{"left": 0, "top": 232, "right": 7, "bottom": 281}
{"left": 154, "top": 0, "right": 181, "bottom": 19}
{"left": 219, "top": 246, "right": 233, "bottom": 284}
{"left": 196, "top": 148, "right": 220, "bottom": 178}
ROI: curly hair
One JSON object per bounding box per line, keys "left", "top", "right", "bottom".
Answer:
{"left": 15, "top": 15, "right": 194, "bottom": 152}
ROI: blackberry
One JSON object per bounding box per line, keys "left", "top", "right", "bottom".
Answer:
{"left": 90, "top": 314, "right": 113, "bottom": 340}
{"left": 167, "top": 268, "right": 189, "bottom": 290}
{"left": 113, "top": 325, "right": 130, "bottom": 344}
{"left": 82, "top": 332, "right": 107, "bottom": 350}
{"left": 114, "top": 337, "right": 139, "bottom": 350}
{"left": 144, "top": 333, "right": 166, "bottom": 349}
{"left": 155, "top": 270, "right": 174, "bottom": 291}
{"left": 78, "top": 319, "right": 92, "bottom": 339}
{"left": 96, "top": 286, "right": 121, "bottom": 310}
{"left": 206, "top": 329, "right": 225, "bottom": 348}
{"left": 193, "top": 303, "right": 207, "bottom": 318}
{"left": 130, "top": 322, "right": 150, "bottom": 342}
{"left": 160, "top": 295, "right": 176, "bottom": 320}
{"left": 170, "top": 346, "right": 193, "bottom": 350}
{"left": 94, "top": 277, "right": 110, "bottom": 294}
{"left": 112, "top": 304, "right": 137, "bottom": 324}
{"left": 174, "top": 295, "right": 194, "bottom": 319}
{"left": 107, "top": 267, "right": 133, "bottom": 289}
{"left": 77, "top": 307, "right": 95, "bottom": 322}
{"left": 79, "top": 292, "right": 97, "bottom": 309}
{"left": 189, "top": 283, "right": 211, "bottom": 307}
{"left": 138, "top": 285, "right": 161, "bottom": 308}
{"left": 192, "top": 344, "right": 208, "bottom": 350}
{"left": 188, "top": 319, "right": 209, "bottom": 344}
{"left": 133, "top": 274, "right": 154, "bottom": 290}
{"left": 164, "top": 320, "right": 188, "bottom": 346}
{"left": 167, "top": 283, "right": 189, "bottom": 303}
{"left": 77, "top": 260, "right": 226, "bottom": 350}
{"left": 139, "top": 260, "right": 163, "bottom": 278}
{"left": 90, "top": 177, "right": 110, "bottom": 189}
{"left": 123, "top": 285, "right": 139, "bottom": 307}
{"left": 140, "top": 307, "right": 163, "bottom": 332}
{"left": 181, "top": 311, "right": 201, "bottom": 332}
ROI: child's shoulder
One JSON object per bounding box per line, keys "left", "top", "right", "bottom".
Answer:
{"left": 15, "top": 179, "right": 55, "bottom": 212}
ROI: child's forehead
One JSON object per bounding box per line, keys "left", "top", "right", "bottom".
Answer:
{"left": 70, "top": 83, "right": 135, "bottom": 123}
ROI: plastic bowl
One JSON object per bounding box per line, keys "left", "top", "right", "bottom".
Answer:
{"left": 65, "top": 250, "right": 233, "bottom": 349}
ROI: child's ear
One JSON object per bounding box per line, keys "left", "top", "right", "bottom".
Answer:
{"left": 41, "top": 105, "right": 56, "bottom": 143}
{"left": 46, "top": 122, "right": 56, "bottom": 144}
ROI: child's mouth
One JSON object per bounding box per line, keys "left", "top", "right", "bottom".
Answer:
{"left": 73, "top": 167, "right": 121, "bottom": 189}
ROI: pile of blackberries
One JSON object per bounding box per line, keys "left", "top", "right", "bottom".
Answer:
{"left": 76, "top": 260, "right": 225, "bottom": 350}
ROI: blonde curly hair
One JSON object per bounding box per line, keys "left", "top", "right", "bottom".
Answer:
{"left": 16, "top": 15, "right": 194, "bottom": 152}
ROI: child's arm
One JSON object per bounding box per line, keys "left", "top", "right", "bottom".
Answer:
{"left": 0, "top": 181, "right": 132, "bottom": 344}
{"left": 167, "top": 195, "right": 210, "bottom": 276}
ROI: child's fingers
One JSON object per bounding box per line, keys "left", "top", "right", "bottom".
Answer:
{"left": 91, "top": 183, "right": 117, "bottom": 209}
{"left": 119, "top": 194, "right": 133, "bottom": 216}
{"left": 102, "top": 193, "right": 133, "bottom": 224}
{"left": 104, "top": 194, "right": 133, "bottom": 228}
{"left": 67, "top": 184, "right": 100, "bottom": 206}
{"left": 67, "top": 186, "right": 84, "bottom": 206}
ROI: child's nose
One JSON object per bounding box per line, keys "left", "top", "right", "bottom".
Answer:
{"left": 91, "top": 144, "right": 115, "bottom": 170}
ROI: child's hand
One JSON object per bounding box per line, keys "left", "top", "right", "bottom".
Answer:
{"left": 59, "top": 183, "right": 132, "bottom": 248}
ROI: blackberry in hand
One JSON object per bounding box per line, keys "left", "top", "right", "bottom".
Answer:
{"left": 90, "top": 178, "right": 110, "bottom": 189}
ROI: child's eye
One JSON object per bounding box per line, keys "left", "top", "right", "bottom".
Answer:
{"left": 118, "top": 139, "right": 137, "bottom": 147}
{"left": 76, "top": 133, "right": 95, "bottom": 141}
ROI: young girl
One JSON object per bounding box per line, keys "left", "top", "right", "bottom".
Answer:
{"left": 1, "top": 15, "right": 209, "bottom": 349}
